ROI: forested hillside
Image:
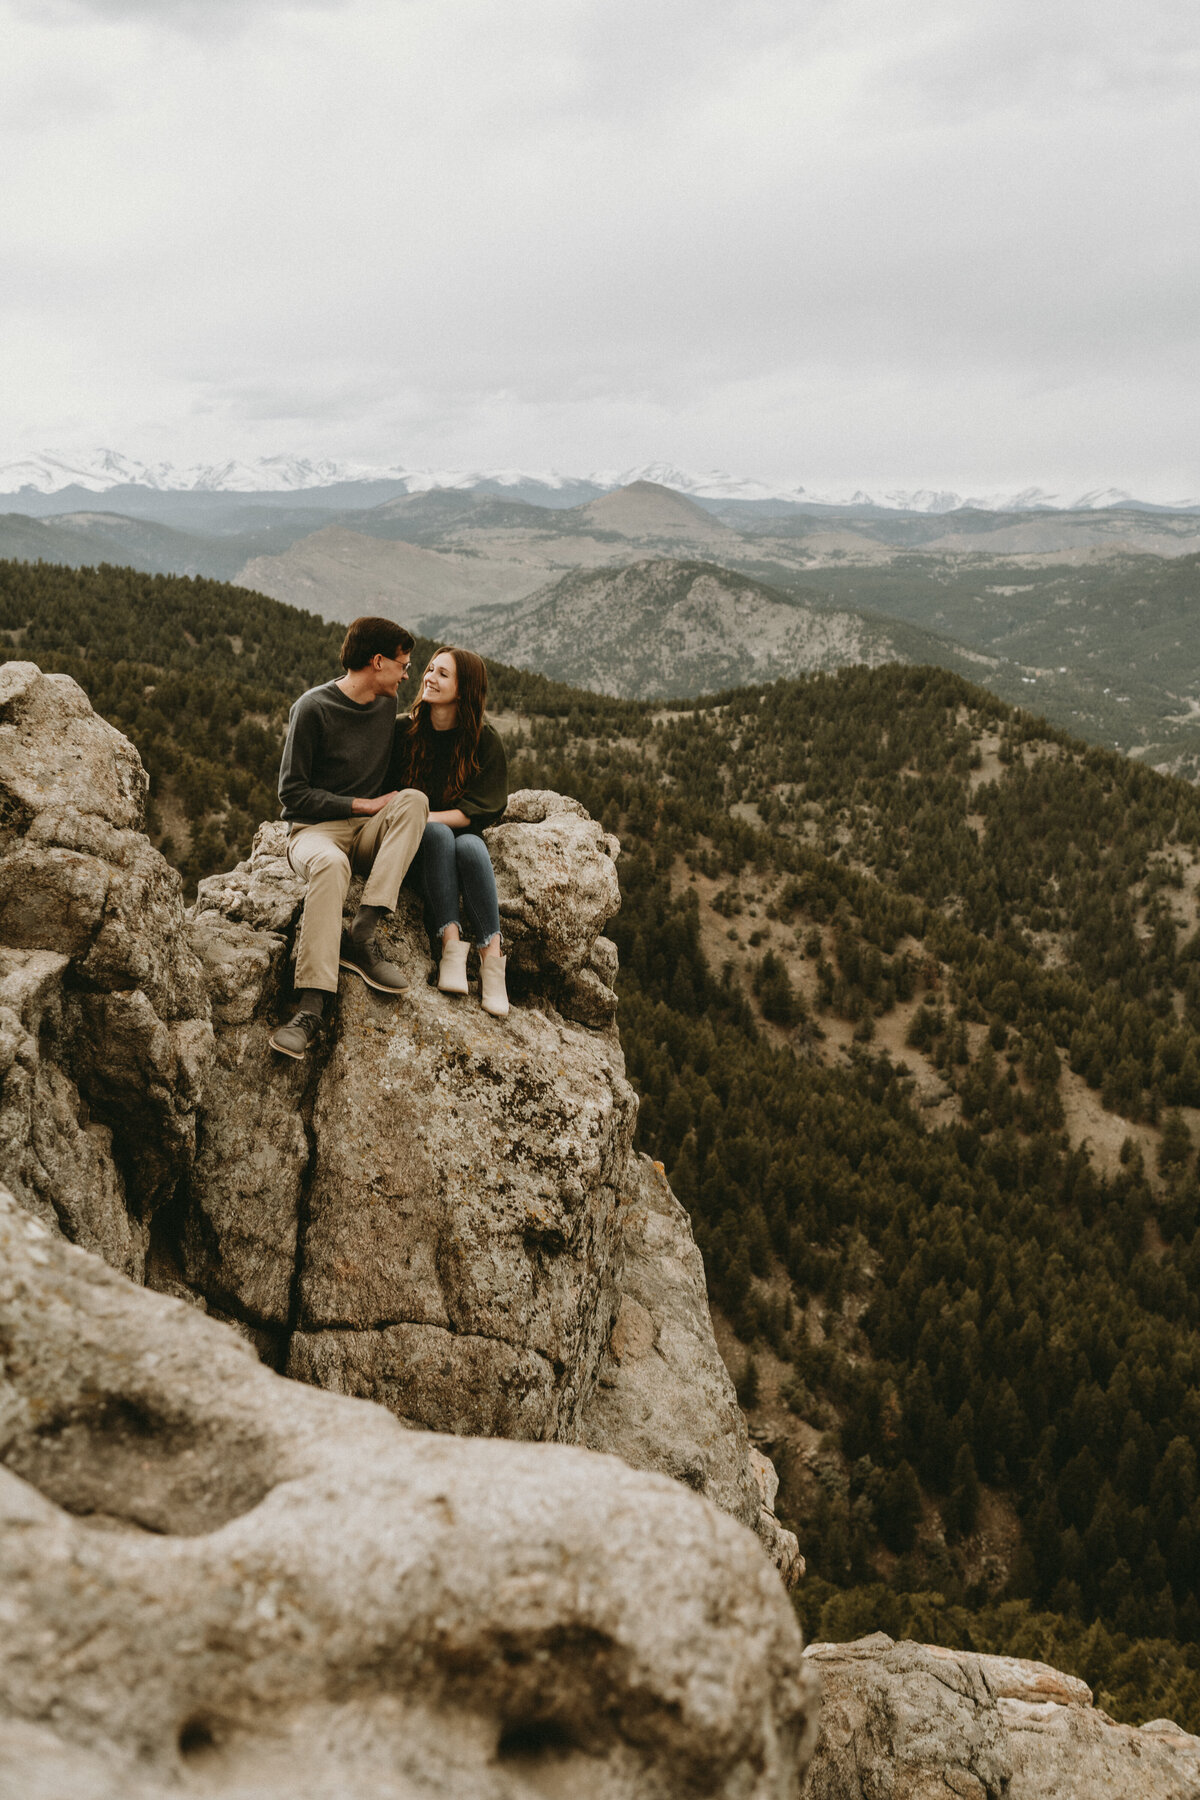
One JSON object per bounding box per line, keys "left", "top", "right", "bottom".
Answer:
{"left": 6, "top": 554, "right": 1200, "bottom": 1731}
{"left": 807, "top": 550, "right": 1200, "bottom": 779}
{"left": 507, "top": 666, "right": 1200, "bottom": 1731}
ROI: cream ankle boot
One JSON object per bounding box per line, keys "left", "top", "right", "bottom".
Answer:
{"left": 438, "top": 937, "right": 469, "bottom": 995}
{"left": 480, "top": 952, "right": 509, "bottom": 1018}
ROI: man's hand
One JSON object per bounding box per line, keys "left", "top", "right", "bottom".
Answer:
{"left": 350, "top": 791, "right": 398, "bottom": 816}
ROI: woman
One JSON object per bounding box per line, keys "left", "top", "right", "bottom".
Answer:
{"left": 395, "top": 645, "right": 509, "bottom": 1016}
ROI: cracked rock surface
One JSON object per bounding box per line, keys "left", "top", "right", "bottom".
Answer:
{"left": 0, "top": 1187, "right": 818, "bottom": 1800}
{"left": 801, "top": 1633, "right": 1200, "bottom": 1799}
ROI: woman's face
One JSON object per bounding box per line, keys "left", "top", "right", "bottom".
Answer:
{"left": 422, "top": 652, "right": 458, "bottom": 708}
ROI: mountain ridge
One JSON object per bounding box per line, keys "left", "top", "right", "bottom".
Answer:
{"left": 430, "top": 556, "right": 984, "bottom": 701}
{"left": 5, "top": 448, "right": 1198, "bottom": 514}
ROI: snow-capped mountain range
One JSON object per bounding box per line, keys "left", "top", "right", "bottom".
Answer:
{"left": 1, "top": 449, "right": 1196, "bottom": 514}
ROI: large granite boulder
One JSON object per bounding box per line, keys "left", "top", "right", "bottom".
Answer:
{"left": 801, "top": 1634, "right": 1200, "bottom": 1799}
{"left": 185, "top": 811, "right": 637, "bottom": 1441}
{"left": 0, "top": 1186, "right": 818, "bottom": 1800}
{"left": 0, "top": 664, "right": 212, "bottom": 1265}
{"left": 284, "top": 979, "right": 636, "bottom": 1442}
{"left": 485, "top": 789, "right": 622, "bottom": 1026}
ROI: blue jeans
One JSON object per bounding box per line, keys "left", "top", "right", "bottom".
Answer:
{"left": 416, "top": 822, "right": 501, "bottom": 949}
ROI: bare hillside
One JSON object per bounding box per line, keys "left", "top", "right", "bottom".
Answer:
{"left": 573, "top": 479, "right": 737, "bottom": 544}
{"left": 235, "top": 526, "right": 544, "bottom": 625}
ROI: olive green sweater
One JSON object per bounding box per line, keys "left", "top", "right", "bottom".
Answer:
{"left": 392, "top": 719, "right": 508, "bottom": 831}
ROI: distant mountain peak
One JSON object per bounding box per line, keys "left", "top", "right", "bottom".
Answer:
{"left": 1, "top": 449, "right": 1195, "bottom": 515}
{"left": 578, "top": 480, "right": 725, "bottom": 536}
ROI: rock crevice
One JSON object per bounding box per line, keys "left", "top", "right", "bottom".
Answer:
{"left": 0, "top": 663, "right": 213, "bottom": 1277}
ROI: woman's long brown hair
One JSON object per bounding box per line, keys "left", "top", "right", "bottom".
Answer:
{"left": 400, "top": 646, "right": 488, "bottom": 804}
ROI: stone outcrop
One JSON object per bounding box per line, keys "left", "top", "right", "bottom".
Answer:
{"left": 0, "top": 663, "right": 212, "bottom": 1277}
{"left": 487, "top": 789, "right": 622, "bottom": 1026}
{"left": 182, "top": 796, "right": 798, "bottom": 1581}
{"left": 801, "top": 1634, "right": 1200, "bottom": 1799}
{"left": 185, "top": 808, "right": 637, "bottom": 1447}
{"left": 0, "top": 1187, "right": 818, "bottom": 1799}
{"left": 285, "top": 982, "right": 634, "bottom": 1443}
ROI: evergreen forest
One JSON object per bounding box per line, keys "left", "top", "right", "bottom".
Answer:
{"left": 5, "top": 555, "right": 1200, "bottom": 1731}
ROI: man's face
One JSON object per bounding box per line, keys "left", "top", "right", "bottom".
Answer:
{"left": 374, "top": 649, "right": 411, "bottom": 697}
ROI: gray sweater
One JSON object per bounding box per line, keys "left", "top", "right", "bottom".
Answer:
{"left": 278, "top": 681, "right": 399, "bottom": 823}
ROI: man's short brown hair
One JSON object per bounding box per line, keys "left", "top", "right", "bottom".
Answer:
{"left": 339, "top": 617, "right": 415, "bottom": 671}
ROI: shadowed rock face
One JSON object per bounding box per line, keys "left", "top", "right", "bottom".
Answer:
{"left": 582, "top": 1152, "right": 803, "bottom": 1583}
{"left": 801, "top": 1634, "right": 1200, "bottom": 1800}
{"left": 0, "top": 1189, "right": 819, "bottom": 1800}
{"left": 0, "top": 663, "right": 212, "bottom": 1270}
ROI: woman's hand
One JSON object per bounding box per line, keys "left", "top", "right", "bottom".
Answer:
{"left": 429, "top": 807, "right": 471, "bottom": 828}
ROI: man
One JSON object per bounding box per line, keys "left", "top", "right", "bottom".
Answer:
{"left": 270, "top": 616, "right": 429, "bottom": 1059}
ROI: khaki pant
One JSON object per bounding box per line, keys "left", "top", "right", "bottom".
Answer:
{"left": 288, "top": 788, "right": 429, "bottom": 992}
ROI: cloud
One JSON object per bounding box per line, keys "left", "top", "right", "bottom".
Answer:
{"left": 1, "top": 0, "right": 1198, "bottom": 491}
{"left": 15, "top": 0, "right": 349, "bottom": 29}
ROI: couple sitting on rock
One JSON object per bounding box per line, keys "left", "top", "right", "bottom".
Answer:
{"left": 270, "top": 615, "right": 509, "bottom": 1059}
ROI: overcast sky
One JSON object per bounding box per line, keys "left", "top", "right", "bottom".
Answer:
{"left": 3, "top": 0, "right": 1199, "bottom": 496}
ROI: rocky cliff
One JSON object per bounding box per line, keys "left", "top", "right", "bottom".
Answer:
{"left": 0, "top": 662, "right": 805, "bottom": 1795}
{"left": 0, "top": 662, "right": 795, "bottom": 1566}
{"left": 0, "top": 1185, "right": 815, "bottom": 1799}
{"left": 0, "top": 661, "right": 212, "bottom": 1278}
